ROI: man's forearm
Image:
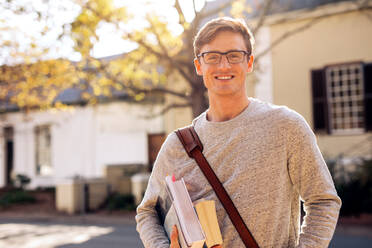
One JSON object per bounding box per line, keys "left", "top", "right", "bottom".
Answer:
{"left": 297, "top": 195, "right": 341, "bottom": 248}
{"left": 136, "top": 207, "right": 170, "bottom": 248}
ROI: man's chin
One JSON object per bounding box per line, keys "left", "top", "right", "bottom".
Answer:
{"left": 209, "top": 88, "right": 239, "bottom": 97}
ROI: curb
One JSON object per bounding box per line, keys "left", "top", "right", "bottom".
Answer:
{"left": 0, "top": 211, "right": 137, "bottom": 226}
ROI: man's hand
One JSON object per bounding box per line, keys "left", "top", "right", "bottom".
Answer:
{"left": 170, "top": 225, "right": 180, "bottom": 248}
{"left": 170, "top": 225, "right": 224, "bottom": 248}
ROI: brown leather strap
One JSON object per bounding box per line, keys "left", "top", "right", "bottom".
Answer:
{"left": 176, "top": 126, "right": 259, "bottom": 248}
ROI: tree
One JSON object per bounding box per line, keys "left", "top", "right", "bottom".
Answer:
{"left": 67, "top": 0, "right": 258, "bottom": 117}
{"left": 0, "top": 0, "right": 83, "bottom": 112}
{"left": 1, "top": 0, "right": 370, "bottom": 117}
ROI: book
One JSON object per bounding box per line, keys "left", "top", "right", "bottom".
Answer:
{"left": 195, "top": 200, "right": 223, "bottom": 248}
{"left": 164, "top": 175, "right": 206, "bottom": 248}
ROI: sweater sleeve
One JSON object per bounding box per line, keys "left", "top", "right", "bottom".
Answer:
{"left": 135, "top": 134, "right": 177, "bottom": 248}
{"left": 286, "top": 112, "right": 341, "bottom": 248}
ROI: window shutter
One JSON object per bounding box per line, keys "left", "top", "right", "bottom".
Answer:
{"left": 364, "top": 63, "right": 372, "bottom": 131}
{"left": 311, "top": 69, "right": 329, "bottom": 133}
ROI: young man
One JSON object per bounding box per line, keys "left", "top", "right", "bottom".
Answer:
{"left": 136, "top": 17, "right": 341, "bottom": 248}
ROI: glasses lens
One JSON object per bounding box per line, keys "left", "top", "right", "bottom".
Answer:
{"left": 227, "top": 51, "right": 245, "bottom": 63}
{"left": 203, "top": 53, "right": 221, "bottom": 64}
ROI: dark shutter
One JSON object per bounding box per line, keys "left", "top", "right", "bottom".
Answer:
{"left": 364, "top": 63, "right": 372, "bottom": 131}
{"left": 311, "top": 69, "right": 329, "bottom": 133}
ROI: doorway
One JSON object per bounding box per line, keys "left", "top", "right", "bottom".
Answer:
{"left": 4, "top": 127, "right": 14, "bottom": 186}
{"left": 147, "top": 133, "right": 166, "bottom": 171}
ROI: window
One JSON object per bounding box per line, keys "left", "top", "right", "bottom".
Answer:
{"left": 35, "top": 125, "right": 52, "bottom": 176}
{"left": 311, "top": 62, "right": 372, "bottom": 135}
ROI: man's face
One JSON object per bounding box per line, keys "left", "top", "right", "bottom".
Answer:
{"left": 194, "top": 31, "right": 254, "bottom": 98}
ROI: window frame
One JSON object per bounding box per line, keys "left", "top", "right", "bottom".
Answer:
{"left": 311, "top": 61, "right": 372, "bottom": 135}
{"left": 34, "top": 124, "right": 53, "bottom": 176}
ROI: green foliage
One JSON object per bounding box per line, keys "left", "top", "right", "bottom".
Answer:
{"left": 329, "top": 159, "right": 372, "bottom": 216}
{"left": 0, "top": 189, "right": 36, "bottom": 208}
{"left": 14, "top": 174, "right": 31, "bottom": 189}
{"left": 106, "top": 193, "right": 136, "bottom": 211}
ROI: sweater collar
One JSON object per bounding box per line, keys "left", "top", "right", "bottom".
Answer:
{"left": 193, "top": 97, "right": 257, "bottom": 130}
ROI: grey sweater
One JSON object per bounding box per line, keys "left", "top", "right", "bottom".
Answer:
{"left": 136, "top": 98, "right": 341, "bottom": 248}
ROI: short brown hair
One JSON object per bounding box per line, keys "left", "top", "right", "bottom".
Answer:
{"left": 193, "top": 17, "right": 254, "bottom": 58}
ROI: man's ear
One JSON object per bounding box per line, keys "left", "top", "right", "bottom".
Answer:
{"left": 247, "top": 55, "right": 254, "bottom": 73}
{"left": 194, "top": 58, "right": 203, "bottom": 76}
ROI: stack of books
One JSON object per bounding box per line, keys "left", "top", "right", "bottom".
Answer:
{"left": 163, "top": 175, "right": 223, "bottom": 248}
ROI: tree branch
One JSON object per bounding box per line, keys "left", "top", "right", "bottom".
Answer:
{"left": 256, "top": 17, "right": 321, "bottom": 61}
{"left": 105, "top": 16, "right": 194, "bottom": 85}
{"left": 99, "top": 63, "right": 190, "bottom": 100}
{"left": 262, "top": 1, "right": 372, "bottom": 27}
{"left": 360, "top": 8, "right": 372, "bottom": 22}
{"left": 354, "top": 0, "right": 372, "bottom": 22}
{"left": 146, "top": 15, "right": 170, "bottom": 57}
{"left": 174, "top": 0, "right": 186, "bottom": 26}
{"left": 192, "top": 0, "right": 198, "bottom": 17}
{"left": 199, "top": 1, "right": 234, "bottom": 19}
{"left": 256, "top": 3, "right": 372, "bottom": 61}
{"left": 132, "top": 87, "right": 189, "bottom": 100}
{"left": 252, "top": 0, "right": 274, "bottom": 34}
{"left": 141, "top": 102, "right": 191, "bottom": 119}
{"left": 128, "top": 34, "right": 195, "bottom": 84}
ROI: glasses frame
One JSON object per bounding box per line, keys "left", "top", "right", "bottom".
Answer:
{"left": 197, "top": 50, "right": 251, "bottom": 64}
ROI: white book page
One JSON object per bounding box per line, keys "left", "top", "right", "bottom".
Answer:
{"left": 165, "top": 176, "right": 205, "bottom": 246}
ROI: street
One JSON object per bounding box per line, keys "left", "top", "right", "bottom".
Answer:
{"left": 0, "top": 214, "right": 144, "bottom": 248}
{"left": 330, "top": 225, "right": 372, "bottom": 248}
{"left": 0, "top": 215, "right": 371, "bottom": 248}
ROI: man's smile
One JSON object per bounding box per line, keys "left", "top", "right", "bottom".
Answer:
{"left": 214, "top": 75, "right": 235, "bottom": 80}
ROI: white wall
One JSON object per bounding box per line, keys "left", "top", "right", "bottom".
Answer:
{"left": 96, "top": 132, "right": 148, "bottom": 167}
{"left": 94, "top": 102, "right": 163, "bottom": 177}
{"left": 51, "top": 107, "right": 96, "bottom": 183}
{"left": 0, "top": 101, "right": 164, "bottom": 188}
{"left": 253, "top": 26, "right": 274, "bottom": 103}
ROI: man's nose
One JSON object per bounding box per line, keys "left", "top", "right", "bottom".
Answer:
{"left": 218, "top": 55, "right": 231, "bottom": 68}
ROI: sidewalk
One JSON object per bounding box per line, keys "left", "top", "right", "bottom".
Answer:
{"left": 0, "top": 190, "right": 137, "bottom": 225}
{"left": 0, "top": 210, "right": 142, "bottom": 248}
{"left": 331, "top": 221, "right": 372, "bottom": 247}
{"left": 1, "top": 208, "right": 372, "bottom": 248}
{"left": 0, "top": 209, "right": 137, "bottom": 225}
{"left": 333, "top": 214, "right": 372, "bottom": 242}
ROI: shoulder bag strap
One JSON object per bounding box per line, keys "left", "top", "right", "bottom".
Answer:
{"left": 175, "top": 126, "right": 259, "bottom": 248}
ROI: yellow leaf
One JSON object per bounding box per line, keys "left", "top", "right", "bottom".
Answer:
{"left": 134, "top": 93, "right": 145, "bottom": 101}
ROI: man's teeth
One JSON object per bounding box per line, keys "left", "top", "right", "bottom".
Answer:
{"left": 216, "top": 76, "right": 233, "bottom": 79}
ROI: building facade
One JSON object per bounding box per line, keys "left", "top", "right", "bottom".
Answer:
{"left": 0, "top": 102, "right": 165, "bottom": 188}
{"left": 253, "top": 1, "right": 372, "bottom": 159}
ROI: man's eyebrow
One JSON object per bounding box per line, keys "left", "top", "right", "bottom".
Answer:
{"left": 202, "top": 49, "right": 244, "bottom": 53}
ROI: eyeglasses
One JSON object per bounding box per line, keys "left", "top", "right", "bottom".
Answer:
{"left": 197, "top": 50, "right": 250, "bottom": 64}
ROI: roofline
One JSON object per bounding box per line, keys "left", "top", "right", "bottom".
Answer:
{"left": 249, "top": 1, "right": 372, "bottom": 26}
{"left": 0, "top": 94, "right": 164, "bottom": 115}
